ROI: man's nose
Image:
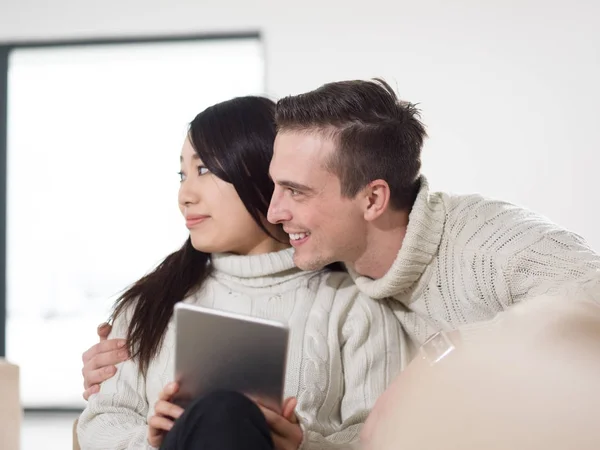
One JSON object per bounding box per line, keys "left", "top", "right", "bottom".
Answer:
{"left": 267, "top": 192, "right": 291, "bottom": 224}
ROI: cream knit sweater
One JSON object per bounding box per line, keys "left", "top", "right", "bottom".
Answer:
{"left": 77, "top": 249, "right": 406, "bottom": 450}
{"left": 350, "top": 177, "right": 600, "bottom": 353}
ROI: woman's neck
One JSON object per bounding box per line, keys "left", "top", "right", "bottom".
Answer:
{"left": 247, "top": 238, "right": 290, "bottom": 255}
{"left": 243, "top": 225, "right": 290, "bottom": 256}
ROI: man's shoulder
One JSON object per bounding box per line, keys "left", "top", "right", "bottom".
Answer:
{"left": 438, "top": 192, "right": 573, "bottom": 256}
{"left": 441, "top": 191, "right": 535, "bottom": 224}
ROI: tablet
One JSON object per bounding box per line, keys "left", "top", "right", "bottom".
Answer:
{"left": 172, "top": 302, "right": 290, "bottom": 413}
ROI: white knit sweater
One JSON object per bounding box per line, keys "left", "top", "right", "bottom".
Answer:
{"left": 350, "top": 177, "right": 600, "bottom": 352}
{"left": 77, "top": 249, "right": 406, "bottom": 450}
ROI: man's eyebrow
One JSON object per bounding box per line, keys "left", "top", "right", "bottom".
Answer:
{"left": 277, "top": 180, "right": 314, "bottom": 193}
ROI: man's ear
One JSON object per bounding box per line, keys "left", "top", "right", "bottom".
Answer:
{"left": 361, "top": 179, "right": 391, "bottom": 222}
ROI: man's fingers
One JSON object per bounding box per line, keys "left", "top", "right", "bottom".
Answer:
{"left": 82, "top": 342, "right": 126, "bottom": 391}
{"left": 97, "top": 322, "right": 112, "bottom": 340}
{"left": 82, "top": 339, "right": 127, "bottom": 364}
{"left": 83, "top": 365, "right": 117, "bottom": 389}
{"left": 82, "top": 385, "right": 99, "bottom": 401}
{"left": 82, "top": 339, "right": 128, "bottom": 365}
{"left": 88, "top": 347, "right": 129, "bottom": 371}
{"left": 159, "top": 382, "right": 179, "bottom": 401}
{"left": 154, "top": 400, "right": 184, "bottom": 420}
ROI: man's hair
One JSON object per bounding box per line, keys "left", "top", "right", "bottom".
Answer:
{"left": 275, "top": 78, "right": 426, "bottom": 210}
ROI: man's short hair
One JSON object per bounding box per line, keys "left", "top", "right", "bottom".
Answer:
{"left": 275, "top": 79, "right": 427, "bottom": 210}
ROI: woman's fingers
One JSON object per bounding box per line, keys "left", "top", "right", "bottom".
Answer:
{"left": 154, "top": 400, "right": 184, "bottom": 421}
{"left": 159, "top": 382, "right": 179, "bottom": 401}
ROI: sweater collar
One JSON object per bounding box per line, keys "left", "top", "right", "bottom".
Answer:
{"left": 210, "top": 247, "right": 313, "bottom": 288}
{"left": 349, "top": 176, "right": 446, "bottom": 298}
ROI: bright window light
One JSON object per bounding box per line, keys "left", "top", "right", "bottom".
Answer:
{"left": 6, "top": 37, "right": 264, "bottom": 407}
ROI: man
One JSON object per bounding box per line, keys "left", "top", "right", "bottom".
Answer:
{"left": 267, "top": 78, "right": 600, "bottom": 350}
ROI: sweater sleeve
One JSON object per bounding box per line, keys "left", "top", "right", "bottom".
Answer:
{"left": 301, "top": 295, "right": 405, "bottom": 450}
{"left": 504, "top": 229, "right": 600, "bottom": 305}
{"left": 77, "top": 308, "right": 156, "bottom": 450}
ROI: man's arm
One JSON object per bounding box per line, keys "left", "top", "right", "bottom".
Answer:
{"left": 82, "top": 322, "right": 130, "bottom": 400}
{"left": 505, "top": 228, "right": 600, "bottom": 304}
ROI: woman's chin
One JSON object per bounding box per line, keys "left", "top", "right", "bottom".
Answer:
{"left": 189, "top": 237, "right": 219, "bottom": 254}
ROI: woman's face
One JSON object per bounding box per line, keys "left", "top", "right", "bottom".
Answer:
{"left": 178, "top": 137, "right": 278, "bottom": 255}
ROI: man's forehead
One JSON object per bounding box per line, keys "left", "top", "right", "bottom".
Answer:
{"left": 270, "top": 131, "right": 335, "bottom": 183}
{"left": 273, "top": 130, "right": 334, "bottom": 162}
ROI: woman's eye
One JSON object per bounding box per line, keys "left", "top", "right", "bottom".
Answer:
{"left": 179, "top": 167, "right": 209, "bottom": 181}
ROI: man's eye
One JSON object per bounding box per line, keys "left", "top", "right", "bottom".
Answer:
{"left": 198, "top": 166, "right": 210, "bottom": 176}
{"left": 288, "top": 188, "right": 299, "bottom": 196}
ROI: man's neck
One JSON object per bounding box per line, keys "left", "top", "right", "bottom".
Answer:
{"left": 350, "top": 211, "right": 409, "bottom": 280}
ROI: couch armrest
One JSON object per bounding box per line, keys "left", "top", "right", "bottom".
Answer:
{"left": 0, "top": 358, "right": 21, "bottom": 450}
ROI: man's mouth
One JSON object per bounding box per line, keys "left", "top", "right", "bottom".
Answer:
{"left": 288, "top": 232, "right": 311, "bottom": 242}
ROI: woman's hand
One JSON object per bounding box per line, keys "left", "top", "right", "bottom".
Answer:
{"left": 148, "top": 382, "right": 184, "bottom": 448}
{"left": 257, "top": 397, "right": 303, "bottom": 450}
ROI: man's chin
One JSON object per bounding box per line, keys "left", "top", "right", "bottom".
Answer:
{"left": 292, "top": 249, "right": 328, "bottom": 271}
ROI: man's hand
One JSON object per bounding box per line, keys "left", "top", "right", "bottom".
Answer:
{"left": 148, "top": 382, "right": 184, "bottom": 448}
{"left": 81, "top": 322, "right": 129, "bottom": 400}
{"left": 258, "top": 397, "right": 303, "bottom": 450}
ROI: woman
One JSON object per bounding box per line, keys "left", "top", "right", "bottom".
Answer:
{"left": 76, "top": 96, "right": 406, "bottom": 450}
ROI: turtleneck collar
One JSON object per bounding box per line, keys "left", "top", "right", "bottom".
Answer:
{"left": 349, "top": 176, "right": 446, "bottom": 299}
{"left": 210, "top": 247, "right": 313, "bottom": 288}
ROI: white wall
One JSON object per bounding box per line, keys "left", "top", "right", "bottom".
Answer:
{"left": 1, "top": 0, "right": 599, "bottom": 250}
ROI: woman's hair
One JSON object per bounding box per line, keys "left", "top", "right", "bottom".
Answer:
{"left": 111, "top": 96, "right": 281, "bottom": 377}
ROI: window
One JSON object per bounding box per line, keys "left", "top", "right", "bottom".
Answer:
{"left": 2, "top": 35, "right": 264, "bottom": 408}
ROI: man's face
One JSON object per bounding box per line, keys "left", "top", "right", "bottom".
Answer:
{"left": 267, "top": 130, "right": 367, "bottom": 270}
